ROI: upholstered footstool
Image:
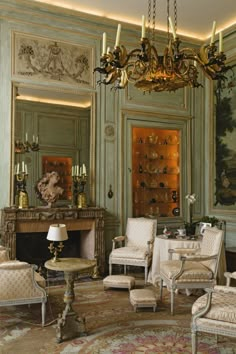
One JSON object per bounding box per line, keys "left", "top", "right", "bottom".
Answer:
{"left": 103, "top": 275, "right": 135, "bottom": 290}
{"left": 130, "top": 288, "right": 157, "bottom": 312}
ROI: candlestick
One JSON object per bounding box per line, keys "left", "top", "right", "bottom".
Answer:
{"left": 102, "top": 32, "right": 107, "bottom": 55}
{"left": 210, "top": 20, "right": 216, "bottom": 44}
{"left": 141, "top": 15, "right": 146, "bottom": 38}
{"left": 219, "top": 31, "right": 223, "bottom": 52}
{"left": 82, "top": 163, "right": 86, "bottom": 175}
{"left": 168, "top": 16, "right": 176, "bottom": 40}
{"left": 115, "top": 24, "right": 121, "bottom": 47}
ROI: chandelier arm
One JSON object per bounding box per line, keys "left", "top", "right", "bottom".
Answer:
{"left": 94, "top": 0, "right": 233, "bottom": 92}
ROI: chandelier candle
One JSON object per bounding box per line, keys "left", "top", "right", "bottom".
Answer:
{"left": 115, "top": 24, "right": 121, "bottom": 47}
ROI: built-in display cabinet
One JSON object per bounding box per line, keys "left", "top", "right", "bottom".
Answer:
{"left": 132, "top": 127, "right": 180, "bottom": 218}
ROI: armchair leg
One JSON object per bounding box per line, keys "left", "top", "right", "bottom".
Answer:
{"left": 145, "top": 266, "right": 148, "bottom": 284}
{"left": 171, "top": 288, "right": 175, "bottom": 315}
{"left": 160, "top": 279, "right": 163, "bottom": 300}
{"left": 191, "top": 330, "right": 197, "bottom": 354}
{"left": 109, "top": 263, "right": 112, "bottom": 275}
{"left": 42, "top": 302, "right": 46, "bottom": 327}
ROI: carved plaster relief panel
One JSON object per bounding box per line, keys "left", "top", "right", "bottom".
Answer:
{"left": 12, "top": 32, "right": 94, "bottom": 88}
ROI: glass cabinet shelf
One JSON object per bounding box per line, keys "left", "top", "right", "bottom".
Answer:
{"left": 132, "top": 127, "right": 180, "bottom": 218}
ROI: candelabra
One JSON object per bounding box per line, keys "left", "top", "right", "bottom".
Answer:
{"left": 72, "top": 166, "right": 87, "bottom": 208}
{"left": 15, "top": 170, "right": 29, "bottom": 209}
{"left": 15, "top": 134, "right": 39, "bottom": 153}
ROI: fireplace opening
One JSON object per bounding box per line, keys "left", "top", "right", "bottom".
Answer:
{"left": 16, "top": 231, "right": 81, "bottom": 268}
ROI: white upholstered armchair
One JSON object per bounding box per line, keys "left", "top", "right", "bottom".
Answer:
{"left": 0, "top": 245, "right": 47, "bottom": 326}
{"left": 159, "top": 227, "right": 224, "bottom": 315}
{"left": 109, "top": 218, "right": 157, "bottom": 284}
{"left": 191, "top": 271, "right": 236, "bottom": 354}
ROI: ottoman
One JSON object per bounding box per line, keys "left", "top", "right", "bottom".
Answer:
{"left": 130, "top": 288, "right": 157, "bottom": 312}
{"left": 103, "top": 275, "right": 135, "bottom": 290}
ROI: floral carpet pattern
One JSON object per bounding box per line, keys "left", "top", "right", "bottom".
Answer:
{"left": 0, "top": 277, "right": 236, "bottom": 354}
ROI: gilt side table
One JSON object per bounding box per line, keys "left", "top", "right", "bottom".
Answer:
{"left": 45, "top": 257, "right": 96, "bottom": 343}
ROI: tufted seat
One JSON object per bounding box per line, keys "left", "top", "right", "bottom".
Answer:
{"left": 160, "top": 260, "right": 213, "bottom": 282}
{"left": 130, "top": 288, "right": 157, "bottom": 312}
{"left": 103, "top": 275, "right": 135, "bottom": 290}
{"left": 0, "top": 246, "right": 47, "bottom": 326}
{"left": 191, "top": 272, "right": 236, "bottom": 354}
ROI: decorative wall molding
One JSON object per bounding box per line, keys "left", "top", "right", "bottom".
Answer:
{"left": 13, "top": 32, "right": 93, "bottom": 88}
{"left": 104, "top": 124, "right": 115, "bottom": 138}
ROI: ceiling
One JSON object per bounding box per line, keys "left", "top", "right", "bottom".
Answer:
{"left": 33, "top": 0, "right": 236, "bottom": 40}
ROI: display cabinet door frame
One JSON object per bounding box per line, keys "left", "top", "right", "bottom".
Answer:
{"left": 122, "top": 110, "right": 192, "bottom": 229}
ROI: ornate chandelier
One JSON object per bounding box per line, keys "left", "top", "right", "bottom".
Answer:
{"left": 94, "top": 0, "right": 231, "bottom": 93}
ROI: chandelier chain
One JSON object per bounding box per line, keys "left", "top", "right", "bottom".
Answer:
{"left": 152, "top": 0, "right": 156, "bottom": 43}
{"left": 148, "top": 0, "right": 151, "bottom": 39}
{"left": 167, "top": 0, "right": 170, "bottom": 43}
{"left": 174, "top": 0, "right": 177, "bottom": 33}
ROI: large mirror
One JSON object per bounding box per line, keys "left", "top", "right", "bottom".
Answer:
{"left": 11, "top": 83, "right": 95, "bottom": 208}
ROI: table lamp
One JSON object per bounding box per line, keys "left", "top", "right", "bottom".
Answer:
{"left": 47, "top": 224, "right": 68, "bottom": 262}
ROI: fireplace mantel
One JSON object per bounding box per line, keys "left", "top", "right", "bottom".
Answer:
{"left": 1, "top": 207, "right": 105, "bottom": 273}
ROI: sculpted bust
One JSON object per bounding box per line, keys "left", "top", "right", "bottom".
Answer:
{"left": 35, "top": 171, "right": 64, "bottom": 208}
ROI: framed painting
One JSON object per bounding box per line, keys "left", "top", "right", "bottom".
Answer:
{"left": 211, "top": 58, "right": 236, "bottom": 212}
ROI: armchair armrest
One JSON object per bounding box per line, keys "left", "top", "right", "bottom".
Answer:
{"left": 146, "top": 238, "right": 154, "bottom": 256}
{"left": 112, "top": 235, "right": 126, "bottom": 250}
{"left": 224, "top": 271, "right": 236, "bottom": 286}
{"left": 168, "top": 248, "right": 200, "bottom": 259}
{"left": 180, "top": 254, "right": 218, "bottom": 262}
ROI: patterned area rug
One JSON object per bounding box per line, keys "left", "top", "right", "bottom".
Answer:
{"left": 0, "top": 278, "right": 236, "bottom": 354}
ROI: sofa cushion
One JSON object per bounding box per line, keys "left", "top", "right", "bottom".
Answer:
{"left": 192, "top": 291, "right": 236, "bottom": 323}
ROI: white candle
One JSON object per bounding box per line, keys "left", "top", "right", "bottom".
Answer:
{"left": 210, "top": 20, "right": 216, "bottom": 44}
{"left": 22, "top": 161, "right": 24, "bottom": 173}
{"left": 107, "top": 46, "right": 111, "bottom": 54}
{"left": 36, "top": 136, "right": 39, "bottom": 144}
{"left": 219, "top": 31, "right": 223, "bottom": 52}
{"left": 76, "top": 165, "right": 79, "bottom": 176}
{"left": 168, "top": 16, "right": 176, "bottom": 40}
{"left": 17, "top": 163, "right": 20, "bottom": 174}
{"left": 33, "top": 134, "right": 35, "bottom": 143}
{"left": 25, "top": 164, "right": 28, "bottom": 174}
{"left": 115, "top": 24, "right": 121, "bottom": 47}
{"left": 25, "top": 132, "right": 28, "bottom": 141}
{"left": 141, "top": 15, "right": 146, "bottom": 38}
{"left": 71, "top": 166, "right": 74, "bottom": 177}
{"left": 82, "top": 163, "right": 86, "bottom": 175}
{"left": 102, "top": 32, "right": 107, "bottom": 55}
{"left": 80, "top": 166, "right": 82, "bottom": 176}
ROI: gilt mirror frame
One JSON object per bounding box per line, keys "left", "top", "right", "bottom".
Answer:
{"left": 209, "top": 56, "right": 236, "bottom": 216}
{"left": 10, "top": 81, "right": 96, "bottom": 207}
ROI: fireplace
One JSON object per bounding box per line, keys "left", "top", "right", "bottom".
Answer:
{"left": 1, "top": 207, "right": 105, "bottom": 274}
